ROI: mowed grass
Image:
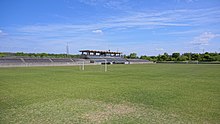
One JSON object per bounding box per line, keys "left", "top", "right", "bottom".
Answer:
{"left": 0, "top": 64, "right": 219, "bottom": 123}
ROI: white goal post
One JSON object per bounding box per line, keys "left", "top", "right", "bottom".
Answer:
{"left": 79, "top": 59, "right": 107, "bottom": 72}
{"left": 79, "top": 60, "right": 85, "bottom": 71}
{"left": 102, "top": 59, "right": 107, "bottom": 72}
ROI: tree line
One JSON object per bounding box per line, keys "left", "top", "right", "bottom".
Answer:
{"left": 125, "top": 52, "right": 220, "bottom": 61}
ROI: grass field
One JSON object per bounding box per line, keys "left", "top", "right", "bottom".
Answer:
{"left": 0, "top": 64, "right": 220, "bottom": 123}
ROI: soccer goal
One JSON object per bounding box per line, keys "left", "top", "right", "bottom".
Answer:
{"left": 79, "top": 59, "right": 107, "bottom": 72}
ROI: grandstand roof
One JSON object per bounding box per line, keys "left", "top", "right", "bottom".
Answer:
{"left": 79, "top": 50, "right": 122, "bottom": 54}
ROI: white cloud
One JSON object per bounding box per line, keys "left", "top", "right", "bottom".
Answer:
{"left": 155, "top": 48, "right": 164, "bottom": 51}
{"left": 15, "top": 7, "right": 220, "bottom": 35}
{"left": 191, "top": 32, "right": 219, "bottom": 45}
{"left": 176, "top": 0, "right": 198, "bottom": 3}
{"left": 92, "top": 29, "right": 103, "bottom": 34}
{"left": 79, "top": 0, "right": 129, "bottom": 10}
{"left": 0, "top": 29, "right": 7, "bottom": 36}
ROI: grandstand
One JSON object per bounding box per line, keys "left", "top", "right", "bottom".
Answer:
{"left": 80, "top": 50, "right": 127, "bottom": 64}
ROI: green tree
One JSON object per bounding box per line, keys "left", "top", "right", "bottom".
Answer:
{"left": 157, "top": 55, "right": 163, "bottom": 61}
{"left": 172, "top": 53, "right": 180, "bottom": 60}
{"left": 192, "top": 54, "right": 200, "bottom": 61}
{"left": 150, "top": 56, "right": 157, "bottom": 62}
{"left": 183, "top": 53, "right": 191, "bottom": 60}
{"left": 123, "top": 54, "right": 129, "bottom": 59}
{"left": 15, "top": 52, "right": 25, "bottom": 56}
{"left": 140, "top": 55, "right": 151, "bottom": 60}
{"left": 178, "top": 55, "right": 188, "bottom": 61}
{"left": 0, "top": 53, "right": 6, "bottom": 57}
{"left": 162, "top": 52, "right": 169, "bottom": 61}
{"left": 160, "top": 55, "right": 167, "bottom": 61}
{"left": 204, "top": 53, "right": 211, "bottom": 61}
{"left": 129, "top": 53, "right": 137, "bottom": 59}
{"left": 215, "top": 55, "right": 220, "bottom": 61}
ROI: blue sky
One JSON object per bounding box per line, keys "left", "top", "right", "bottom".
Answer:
{"left": 0, "top": 0, "right": 220, "bottom": 56}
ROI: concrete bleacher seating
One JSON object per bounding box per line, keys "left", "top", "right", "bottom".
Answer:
{"left": 114, "top": 57, "right": 127, "bottom": 64}
{"left": 0, "top": 58, "right": 23, "bottom": 63}
{"left": 126, "top": 59, "right": 151, "bottom": 64}
{"left": 86, "top": 55, "right": 103, "bottom": 59}
{"left": 127, "top": 59, "right": 149, "bottom": 62}
{"left": 0, "top": 58, "right": 90, "bottom": 67}
{"left": 51, "top": 58, "right": 73, "bottom": 62}
{"left": 23, "top": 58, "right": 52, "bottom": 63}
{"left": 72, "top": 59, "right": 90, "bottom": 64}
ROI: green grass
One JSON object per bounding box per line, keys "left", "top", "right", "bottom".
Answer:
{"left": 0, "top": 64, "right": 220, "bottom": 123}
